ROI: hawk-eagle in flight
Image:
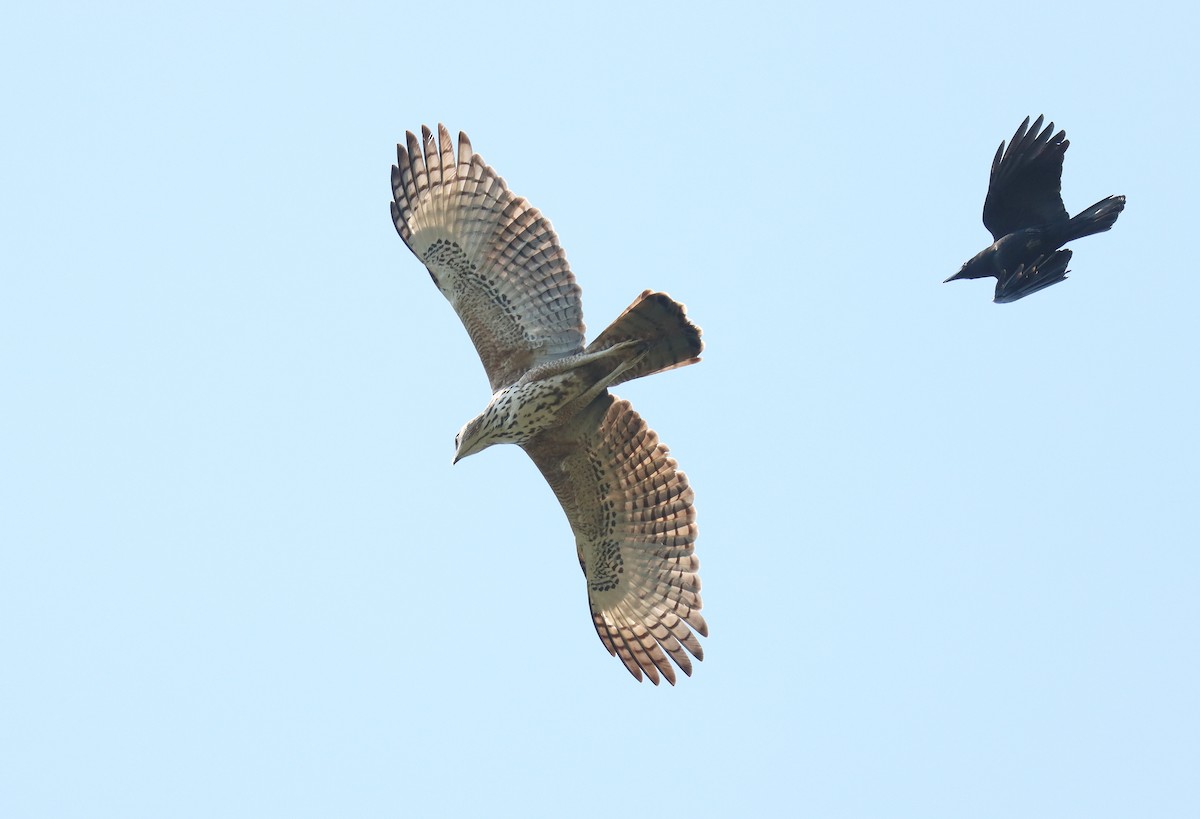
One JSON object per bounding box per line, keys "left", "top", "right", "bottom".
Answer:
{"left": 390, "top": 125, "right": 706, "bottom": 684}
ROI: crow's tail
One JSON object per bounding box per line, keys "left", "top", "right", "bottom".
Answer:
{"left": 1065, "top": 195, "right": 1126, "bottom": 242}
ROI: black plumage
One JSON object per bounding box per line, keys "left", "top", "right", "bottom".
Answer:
{"left": 946, "top": 116, "right": 1125, "bottom": 303}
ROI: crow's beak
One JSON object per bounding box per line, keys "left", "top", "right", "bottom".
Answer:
{"left": 944, "top": 271, "right": 965, "bottom": 283}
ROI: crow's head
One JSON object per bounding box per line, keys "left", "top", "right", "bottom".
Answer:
{"left": 945, "top": 248, "right": 994, "bottom": 283}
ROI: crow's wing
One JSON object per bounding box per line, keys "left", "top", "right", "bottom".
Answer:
{"left": 983, "top": 116, "right": 1070, "bottom": 240}
{"left": 391, "top": 125, "right": 584, "bottom": 392}
{"left": 522, "top": 394, "right": 706, "bottom": 685}
{"left": 994, "top": 249, "right": 1073, "bottom": 303}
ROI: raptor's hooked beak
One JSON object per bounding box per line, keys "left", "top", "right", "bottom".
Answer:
{"left": 452, "top": 441, "right": 471, "bottom": 465}
{"left": 452, "top": 430, "right": 486, "bottom": 464}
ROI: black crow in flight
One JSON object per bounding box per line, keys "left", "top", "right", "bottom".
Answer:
{"left": 946, "top": 115, "right": 1125, "bottom": 303}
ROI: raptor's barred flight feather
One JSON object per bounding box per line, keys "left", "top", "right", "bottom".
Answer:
{"left": 390, "top": 125, "right": 705, "bottom": 684}
{"left": 946, "top": 115, "right": 1126, "bottom": 303}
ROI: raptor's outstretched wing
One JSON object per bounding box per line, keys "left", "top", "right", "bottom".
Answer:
{"left": 983, "top": 115, "right": 1071, "bottom": 240}
{"left": 523, "top": 394, "right": 706, "bottom": 684}
{"left": 391, "top": 125, "right": 585, "bottom": 391}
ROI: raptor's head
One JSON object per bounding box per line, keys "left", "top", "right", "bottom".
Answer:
{"left": 452, "top": 415, "right": 494, "bottom": 464}
{"left": 452, "top": 392, "right": 531, "bottom": 464}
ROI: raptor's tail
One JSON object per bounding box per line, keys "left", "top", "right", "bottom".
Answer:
{"left": 1065, "top": 195, "right": 1126, "bottom": 242}
{"left": 587, "top": 291, "right": 702, "bottom": 387}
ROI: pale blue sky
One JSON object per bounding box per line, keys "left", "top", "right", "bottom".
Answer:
{"left": 3, "top": 1, "right": 1197, "bottom": 817}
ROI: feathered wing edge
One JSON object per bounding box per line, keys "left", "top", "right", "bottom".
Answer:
{"left": 983, "top": 114, "right": 1070, "bottom": 240}
{"left": 390, "top": 124, "right": 585, "bottom": 390}
{"left": 993, "top": 249, "right": 1073, "bottom": 303}
{"left": 523, "top": 394, "right": 706, "bottom": 685}
{"left": 989, "top": 115, "right": 1068, "bottom": 187}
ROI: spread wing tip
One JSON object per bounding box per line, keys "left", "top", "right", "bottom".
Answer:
{"left": 593, "top": 603, "right": 707, "bottom": 685}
